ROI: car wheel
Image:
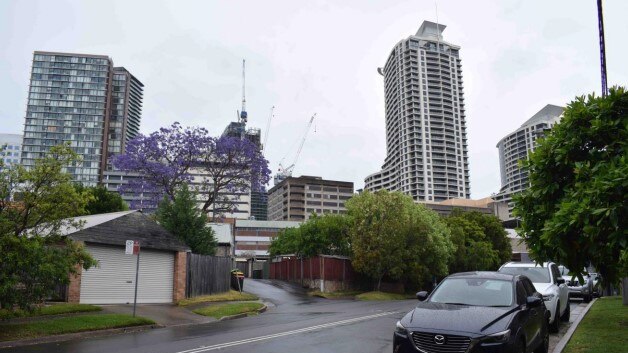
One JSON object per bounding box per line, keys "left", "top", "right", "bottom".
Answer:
{"left": 549, "top": 302, "right": 560, "bottom": 333}
{"left": 561, "top": 301, "right": 570, "bottom": 322}
{"left": 514, "top": 339, "right": 525, "bottom": 353}
{"left": 583, "top": 294, "right": 591, "bottom": 303}
{"left": 534, "top": 320, "right": 550, "bottom": 353}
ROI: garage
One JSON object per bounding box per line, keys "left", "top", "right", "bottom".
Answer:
{"left": 63, "top": 210, "right": 190, "bottom": 304}
{"left": 80, "top": 244, "right": 174, "bottom": 304}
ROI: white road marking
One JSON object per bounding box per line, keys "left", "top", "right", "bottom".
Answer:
{"left": 174, "top": 311, "right": 398, "bottom": 353}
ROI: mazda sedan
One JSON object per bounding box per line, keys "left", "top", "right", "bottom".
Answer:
{"left": 393, "top": 272, "right": 549, "bottom": 353}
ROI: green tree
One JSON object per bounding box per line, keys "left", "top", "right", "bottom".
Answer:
{"left": 0, "top": 144, "right": 96, "bottom": 310}
{"left": 444, "top": 215, "right": 498, "bottom": 273}
{"left": 155, "top": 183, "right": 217, "bottom": 255}
{"left": 269, "top": 214, "right": 351, "bottom": 258}
{"left": 346, "top": 190, "right": 453, "bottom": 290}
{"left": 444, "top": 210, "right": 511, "bottom": 272}
{"left": 269, "top": 227, "right": 301, "bottom": 257}
{"left": 74, "top": 184, "right": 129, "bottom": 215}
{"left": 514, "top": 87, "right": 627, "bottom": 289}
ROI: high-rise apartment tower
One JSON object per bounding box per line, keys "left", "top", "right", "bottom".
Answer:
{"left": 365, "top": 21, "right": 470, "bottom": 202}
{"left": 494, "top": 104, "right": 563, "bottom": 219}
{"left": 21, "top": 51, "right": 143, "bottom": 186}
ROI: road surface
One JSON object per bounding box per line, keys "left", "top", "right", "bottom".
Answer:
{"left": 2, "top": 279, "right": 582, "bottom": 353}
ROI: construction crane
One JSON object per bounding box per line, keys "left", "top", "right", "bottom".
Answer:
{"left": 274, "top": 114, "right": 316, "bottom": 185}
{"left": 262, "top": 106, "right": 274, "bottom": 155}
{"left": 237, "top": 59, "right": 248, "bottom": 123}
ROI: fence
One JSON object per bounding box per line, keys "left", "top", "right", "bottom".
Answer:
{"left": 186, "top": 253, "right": 231, "bottom": 298}
{"left": 269, "top": 255, "right": 358, "bottom": 292}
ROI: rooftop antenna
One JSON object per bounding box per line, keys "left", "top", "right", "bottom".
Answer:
{"left": 240, "top": 59, "right": 248, "bottom": 123}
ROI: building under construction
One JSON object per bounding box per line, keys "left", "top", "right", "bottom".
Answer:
{"left": 220, "top": 59, "right": 268, "bottom": 220}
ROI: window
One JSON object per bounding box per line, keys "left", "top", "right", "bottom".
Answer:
{"left": 522, "top": 278, "right": 537, "bottom": 296}
{"left": 516, "top": 281, "right": 527, "bottom": 305}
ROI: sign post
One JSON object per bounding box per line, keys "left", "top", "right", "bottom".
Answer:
{"left": 126, "top": 240, "right": 140, "bottom": 317}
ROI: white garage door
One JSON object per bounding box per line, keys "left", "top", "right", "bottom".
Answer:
{"left": 80, "top": 244, "right": 174, "bottom": 304}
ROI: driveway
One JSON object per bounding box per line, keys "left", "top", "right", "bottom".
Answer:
{"left": 101, "top": 304, "right": 213, "bottom": 326}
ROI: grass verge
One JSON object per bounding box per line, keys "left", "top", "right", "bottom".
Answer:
{"left": 0, "top": 304, "right": 102, "bottom": 320}
{"left": 355, "top": 291, "right": 413, "bottom": 301}
{"left": 0, "top": 314, "right": 154, "bottom": 342}
{"left": 309, "top": 290, "right": 363, "bottom": 299}
{"left": 178, "top": 290, "right": 258, "bottom": 307}
{"left": 563, "top": 296, "right": 627, "bottom": 353}
{"left": 192, "top": 302, "right": 264, "bottom": 319}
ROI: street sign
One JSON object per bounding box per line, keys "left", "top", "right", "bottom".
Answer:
{"left": 125, "top": 240, "right": 134, "bottom": 255}
{"left": 125, "top": 240, "right": 141, "bottom": 317}
{"left": 125, "top": 240, "right": 140, "bottom": 255}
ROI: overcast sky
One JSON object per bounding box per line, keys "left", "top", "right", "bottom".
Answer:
{"left": 1, "top": 0, "right": 626, "bottom": 198}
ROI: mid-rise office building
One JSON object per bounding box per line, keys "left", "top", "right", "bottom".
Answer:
{"left": 234, "top": 219, "right": 301, "bottom": 259}
{"left": 21, "top": 51, "right": 143, "bottom": 186}
{"left": 0, "top": 133, "right": 23, "bottom": 168}
{"left": 268, "top": 176, "right": 354, "bottom": 221}
{"left": 365, "top": 21, "right": 470, "bottom": 202}
{"left": 494, "top": 104, "right": 563, "bottom": 219}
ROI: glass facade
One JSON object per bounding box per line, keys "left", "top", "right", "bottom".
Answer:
{"left": 106, "top": 67, "right": 143, "bottom": 170}
{"left": 21, "top": 52, "right": 143, "bottom": 186}
{"left": 0, "top": 134, "right": 23, "bottom": 169}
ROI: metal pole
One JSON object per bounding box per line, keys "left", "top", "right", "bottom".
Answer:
{"left": 133, "top": 251, "right": 140, "bottom": 317}
{"left": 597, "top": 0, "right": 608, "bottom": 97}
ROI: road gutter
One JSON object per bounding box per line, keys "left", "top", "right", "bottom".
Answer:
{"left": 551, "top": 299, "right": 597, "bottom": 353}
{"left": 0, "top": 324, "right": 161, "bottom": 349}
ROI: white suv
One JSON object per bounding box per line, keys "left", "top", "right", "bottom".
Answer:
{"left": 498, "top": 262, "right": 569, "bottom": 332}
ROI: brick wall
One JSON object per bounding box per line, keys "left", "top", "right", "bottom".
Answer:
{"left": 67, "top": 264, "right": 83, "bottom": 303}
{"left": 173, "top": 251, "right": 187, "bottom": 302}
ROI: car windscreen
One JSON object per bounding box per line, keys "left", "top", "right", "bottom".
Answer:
{"left": 558, "top": 266, "right": 570, "bottom": 276}
{"left": 429, "top": 278, "right": 513, "bottom": 307}
{"left": 499, "top": 266, "right": 551, "bottom": 283}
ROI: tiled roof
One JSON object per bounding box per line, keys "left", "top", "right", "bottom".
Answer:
{"left": 66, "top": 211, "right": 189, "bottom": 252}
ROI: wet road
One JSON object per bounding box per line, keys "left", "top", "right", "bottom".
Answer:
{"left": 1, "top": 281, "right": 584, "bottom": 353}
{"left": 2, "top": 280, "right": 415, "bottom": 353}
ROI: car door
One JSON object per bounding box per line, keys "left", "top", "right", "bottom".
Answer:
{"left": 551, "top": 264, "right": 568, "bottom": 314}
{"left": 516, "top": 280, "right": 535, "bottom": 346}
{"left": 522, "top": 277, "right": 543, "bottom": 348}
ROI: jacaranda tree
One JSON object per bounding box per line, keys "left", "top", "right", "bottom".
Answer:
{"left": 113, "top": 122, "right": 270, "bottom": 218}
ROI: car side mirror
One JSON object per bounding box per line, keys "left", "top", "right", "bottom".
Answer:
{"left": 416, "top": 291, "right": 429, "bottom": 301}
{"left": 526, "top": 296, "right": 543, "bottom": 307}
{"left": 556, "top": 278, "right": 565, "bottom": 285}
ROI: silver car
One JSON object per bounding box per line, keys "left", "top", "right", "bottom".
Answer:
{"left": 558, "top": 266, "right": 598, "bottom": 302}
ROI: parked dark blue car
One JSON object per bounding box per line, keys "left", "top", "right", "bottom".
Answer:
{"left": 393, "top": 272, "right": 549, "bottom": 353}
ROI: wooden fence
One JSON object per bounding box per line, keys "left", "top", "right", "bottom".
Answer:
{"left": 269, "top": 255, "right": 358, "bottom": 292}
{"left": 186, "top": 253, "right": 231, "bottom": 298}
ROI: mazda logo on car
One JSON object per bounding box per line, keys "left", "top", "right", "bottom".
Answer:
{"left": 434, "top": 335, "right": 445, "bottom": 345}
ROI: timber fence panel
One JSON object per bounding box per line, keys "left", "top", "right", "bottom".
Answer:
{"left": 186, "top": 254, "right": 231, "bottom": 298}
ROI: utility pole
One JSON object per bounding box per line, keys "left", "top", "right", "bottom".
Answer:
{"left": 597, "top": 0, "right": 608, "bottom": 97}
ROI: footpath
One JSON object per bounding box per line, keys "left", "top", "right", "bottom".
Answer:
{"left": 0, "top": 292, "right": 266, "bottom": 349}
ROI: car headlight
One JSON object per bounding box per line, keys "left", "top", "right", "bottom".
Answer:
{"left": 542, "top": 294, "right": 555, "bottom": 301}
{"left": 395, "top": 321, "right": 408, "bottom": 336}
{"left": 481, "top": 329, "right": 511, "bottom": 343}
